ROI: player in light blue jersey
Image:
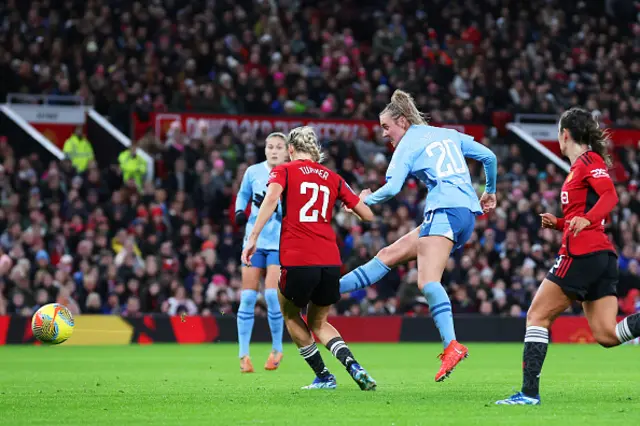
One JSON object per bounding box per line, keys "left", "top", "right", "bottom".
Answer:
{"left": 234, "top": 132, "right": 288, "bottom": 373}
{"left": 342, "top": 90, "right": 497, "bottom": 382}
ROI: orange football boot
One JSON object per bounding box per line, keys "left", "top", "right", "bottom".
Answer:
{"left": 264, "top": 350, "right": 283, "bottom": 371}
{"left": 240, "top": 356, "right": 254, "bottom": 373}
{"left": 435, "top": 340, "right": 468, "bottom": 382}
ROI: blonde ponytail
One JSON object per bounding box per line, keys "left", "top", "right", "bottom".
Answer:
{"left": 286, "top": 126, "right": 325, "bottom": 162}
{"left": 380, "top": 89, "right": 428, "bottom": 125}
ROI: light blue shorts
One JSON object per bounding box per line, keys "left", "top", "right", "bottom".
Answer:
{"left": 245, "top": 249, "right": 280, "bottom": 268}
{"left": 419, "top": 208, "right": 476, "bottom": 252}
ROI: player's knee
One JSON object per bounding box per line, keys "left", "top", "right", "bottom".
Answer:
{"left": 593, "top": 330, "right": 619, "bottom": 348}
{"left": 376, "top": 246, "right": 391, "bottom": 264}
{"left": 377, "top": 245, "right": 397, "bottom": 265}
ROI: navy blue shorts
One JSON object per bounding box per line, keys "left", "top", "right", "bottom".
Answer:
{"left": 419, "top": 207, "right": 476, "bottom": 252}
{"left": 245, "top": 249, "right": 280, "bottom": 268}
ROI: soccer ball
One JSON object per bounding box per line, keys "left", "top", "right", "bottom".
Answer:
{"left": 31, "top": 303, "right": 75, "bottom": 344}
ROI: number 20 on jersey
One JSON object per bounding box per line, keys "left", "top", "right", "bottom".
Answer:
{"left": 426, "top": 139, "right": 467, "bottom": 178}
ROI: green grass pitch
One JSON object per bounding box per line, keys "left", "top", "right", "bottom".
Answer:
{"left": 1, "top": 343, "right": 638, "bottom": 425}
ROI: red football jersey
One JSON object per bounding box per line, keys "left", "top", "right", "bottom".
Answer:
{"left": 556, "top": 151, "right": 618, "bottom": 256}
{"left": 268, "top": 159, "right": 361, "bottom": 267}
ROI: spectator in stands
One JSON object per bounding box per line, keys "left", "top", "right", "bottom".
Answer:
{"left": 118, "top": 142, "right": 147, "bottom": 191}
{"left": 62, "top": 126, "right": 95, "bottom": 173}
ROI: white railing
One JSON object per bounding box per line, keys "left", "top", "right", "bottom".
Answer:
{"left": 506, "top": 123, "right": 570, "bottom": 173}
{"left": 0, "top": 105, "right": 65, "bottom": 160}
{"left": 88, "top": 109, "right": 154, "bottom": 181}
{"left": 514, "top": 114, "right": 558, "bottom": 124}
{"left": 6, "top": 93, "right": 86, "bottom": 106}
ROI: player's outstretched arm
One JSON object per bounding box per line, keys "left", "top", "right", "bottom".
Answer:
{"left": 364, "top": 150, "right": 412, "bottom": 206}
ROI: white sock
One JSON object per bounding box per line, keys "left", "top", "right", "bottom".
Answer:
{"left": 524, "top": 326, "right": 549, "bottom": 344}
{"left": 615, "top": 318, "right": 634, "bottom": 343}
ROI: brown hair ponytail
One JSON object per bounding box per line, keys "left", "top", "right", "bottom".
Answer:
{"left": 559, "top": 107, "right": 612, "bottom": 167}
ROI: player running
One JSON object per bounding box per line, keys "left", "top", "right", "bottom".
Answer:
{"left": 235, "top": 132, "right": 288, "bottom": 373}
{"left": 343, "top": 90, "right": 497, "bottom": 382}
{"left": 241, "top": 126, "right": 377, "bottom": 391}
{"left": 496, "top": 108, "right": 640, "bottom": 405}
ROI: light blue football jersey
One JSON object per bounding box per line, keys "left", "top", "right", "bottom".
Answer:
{"left": 365, "top": 125, "right": 497, "bottom": 215}
{"left": 235, "top": 161, "right": 281, "bottom": 250}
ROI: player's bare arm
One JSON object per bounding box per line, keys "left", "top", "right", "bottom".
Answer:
{"left": 351, "top": 200, "right": 374, "bottom": 222}
{"left": 344, "top": 188, "right": 373, "bottom": 222}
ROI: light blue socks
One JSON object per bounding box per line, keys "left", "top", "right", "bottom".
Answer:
{"left": 264, "top": 288, "right": 284, "bottom": 353}
{"left": 237, "top": 289, "right": 257, "bottom": 358}
{"left": 422, "top": 282, "right": 456, "bottom": 347}
{"left": 339, "top": 257, "right": 391, "bottom": 293}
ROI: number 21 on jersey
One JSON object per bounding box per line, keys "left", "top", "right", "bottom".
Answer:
{"left": 426, "top": 139, "right": 467, "bottom": 177}
{"left": 300, "top": 182, "right": 329, "bottom": 222}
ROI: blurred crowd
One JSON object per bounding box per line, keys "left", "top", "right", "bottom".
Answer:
{"left": 1, "top": 0, "right": 640, "bottom": 317}
{"left": 1, "top": 0, "right": 639, "bottom": 132}
{"left": 1, "top": 123, "right": 639, "bottom": 318}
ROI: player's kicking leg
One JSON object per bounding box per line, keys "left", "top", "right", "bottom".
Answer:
{"left": 278, "top": 291, "right": 337, "bottom": 389}
{"left": 307, "top": 302, "right": 376, "bottom": 391}
{"left": 339, "top": 226, "right": 419, "bottom": 293}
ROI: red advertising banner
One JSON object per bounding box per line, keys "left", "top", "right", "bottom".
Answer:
{"left": 0, "top": 315, "right": 9, "bottom": 345}
{"left": 3, "top": 314, "right": 632, "bottom": 345}
{"left": 0, "top": 314, "right": 404, "bottom": 345}
{"left": 313, "top": 316, "right": 403, "bottom": 343}
{"left": 550, "top": 316, "right": 598, "bottom": 343}
{"left": 30, "top": 123, "right": 76, "bottom": 150}
{"left": 550, "top": 316, "right": 627, "bottom": 343}
{"left": 132, "top": 112, "right": 487, "bottom": 143}
{"left": 606, "top": 128, "right": 640, "bottom": 147}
